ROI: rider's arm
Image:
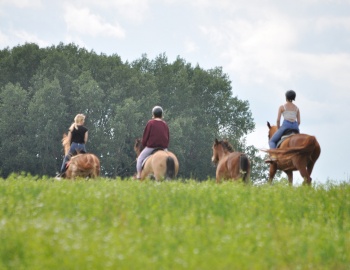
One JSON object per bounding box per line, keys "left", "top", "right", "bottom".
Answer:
{"left": 142, "top": 121, "right": 151, "bottom": 147}
{"left": 84, "top": 131, "right": 88, "bottom": 144}
{"left": 297, "top": 109, "right": 301, "bottom": 126}
{"left": 276, "top": 105, "right": 283, "bottom": 128}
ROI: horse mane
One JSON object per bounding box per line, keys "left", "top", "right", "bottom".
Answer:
{"left": 134, "top": 138, "right": 145, "bottom": 155}
{"left": 218, "top": 139, "right": 234, "bottom": 152}
{"left": 62, "top": 133, "right": 70, "bottom": 155}
{"left": 221, "top": 140, "right": 234, "bottom": 152}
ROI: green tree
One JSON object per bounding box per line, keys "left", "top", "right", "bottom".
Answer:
{"left": 0, "top": 43, "right": 44, "bottom": 90}
{"left": 27, "top": 78, "right": 67, "bottom": 175}
{"left": 0, "top": 83, "right": 30, "bottom": 176}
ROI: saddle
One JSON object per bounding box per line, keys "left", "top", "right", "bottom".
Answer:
{"left": 141, "top": 148, "right": 166, "bottom": 168}
{"left": 276, "top": 129, "right": 299, "bottom": 148}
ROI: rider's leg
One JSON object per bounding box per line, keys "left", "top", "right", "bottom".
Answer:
{"left": 59, "top": 144, "right": 78, "bottom": 174}
{"left": 136, "top": 147, "right": 155, "bottom": 179}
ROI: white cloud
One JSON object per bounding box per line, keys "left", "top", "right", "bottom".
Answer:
{"left": 184, "top": 40, "right": 198, "bottom": 53}
{"left": 71, "top": 0, "right": 150, "bottom": 22}
{"left": 0, "top": 29, "right": 49, "bottom": 48}
{"left": 200, "top": 15, "right": 298, "bottom": 84}
{"left": 0, "top": 30, "right": 9, "bottom": 46}
{"left": 64, "top": 4, "right": 125, "bottom": 38}
{"left": 314, "top": 16, "right": 350, "bottom": 31}
{"left": 199, "top": 8, "right": 350, "bottom": 97}
{"left": 0, "top": 0, "right": 42, "bottom": 8}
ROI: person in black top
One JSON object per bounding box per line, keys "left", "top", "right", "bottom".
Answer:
{"left": 58, "top": 114, "right": 88, "bottom": 176}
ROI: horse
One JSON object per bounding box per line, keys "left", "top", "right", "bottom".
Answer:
{"left": 134, "top": 138, "right": 179, "bottom": 181}
{"left": 211, "top": 139, "right": 251, "bottom": 183}
{"left": 264, "top": 121, "right": 321, "bottom": 185}
{"left": 61, "top": 133, "right": 100, "bottom": 179}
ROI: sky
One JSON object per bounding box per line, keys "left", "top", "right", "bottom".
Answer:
{"left": 1, "top": 0, "right": 350, "bottom": 184}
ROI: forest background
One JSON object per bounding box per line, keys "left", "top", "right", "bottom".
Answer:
{"left": 0, "top": 43, "right": 270, "bottom": 181}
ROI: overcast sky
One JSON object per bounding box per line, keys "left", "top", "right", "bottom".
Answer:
{"left": 1, "top": 0, "right": 350, "bottom": 184}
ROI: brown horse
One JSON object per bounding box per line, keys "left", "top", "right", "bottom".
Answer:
{"left": 264, "top": 122, "right": 321, "bottom": 185}
{"left": 211, "top": 139, "right": 251, "bottom": 183}
{"left": 62, "top": 133, "right": 100, "bottom": 179}
{"left": 134, "top": 138, "right": 179, "bottom": 181}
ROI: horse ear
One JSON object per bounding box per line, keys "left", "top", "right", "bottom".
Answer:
{"left": 267, "top": 121, "right": 271, "bottom": 129}
{"left": 215, "top": 138, "right": 219, "bottom": 144}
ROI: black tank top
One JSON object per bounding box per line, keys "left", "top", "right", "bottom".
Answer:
{"left": 71, "top": 125, "right": 88, "bottom": 144}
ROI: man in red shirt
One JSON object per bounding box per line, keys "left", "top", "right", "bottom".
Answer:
{"left": 136, "top": 106, "right": 169, "bottom": 179}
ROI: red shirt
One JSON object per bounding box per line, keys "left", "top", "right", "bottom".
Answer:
{"left": 142, "top": 119, "right": 169, "bottom": 148}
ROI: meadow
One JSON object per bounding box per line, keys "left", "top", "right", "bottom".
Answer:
{"left": 0, "top": 174, "right": 349, "bottom": 270}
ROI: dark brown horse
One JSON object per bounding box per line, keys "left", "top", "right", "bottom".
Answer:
{"left": 264, "top": 122, "right": 321, "bottom": 185}
{"left": 134, "top": 138, "right": 179, "bottom": 181}
{"left": 211, "top": 139, "right": 250, "bottom": 183}
{"left": 62, "top": 133, "right": 100, "bottom": 179}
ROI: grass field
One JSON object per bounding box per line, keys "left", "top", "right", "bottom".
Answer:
{"left": 0, "top": 173, "right": 349, "bottom": 269}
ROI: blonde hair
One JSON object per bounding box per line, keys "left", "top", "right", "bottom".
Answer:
{"left": 69, "top": 114, "right": 85, "bottom": 131}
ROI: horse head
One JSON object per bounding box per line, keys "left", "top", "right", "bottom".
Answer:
{"left": 212, "top": 139, "right": 234, "bottom": 164}
{"left": 267, "top": 121, "right": 278, "bottom": 140}
{"left": 134, "top": 138, "right": 144, "bottom": 157}
{"left": 211, "top": 139, "right": 221, "bottom": 164}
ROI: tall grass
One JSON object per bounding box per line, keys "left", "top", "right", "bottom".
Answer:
{"left": 0, "top": 173, "right": 349, "bottom": 269}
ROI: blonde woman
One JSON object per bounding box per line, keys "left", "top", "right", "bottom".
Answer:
{"left": 59, "top": 114, "right": 88, "bottom": 176}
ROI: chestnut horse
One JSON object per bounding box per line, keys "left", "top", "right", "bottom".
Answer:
{"left": 62, "top": 133, "right": 100, "bottom": 179}
{"left": 264, "top": 122, "right": 321, "bottom": 185}
{"left": 211, "top": 139, "right": 250, "bottom": 183}
{"left": 134, "top": 138, "right": 179, "bottom": 181}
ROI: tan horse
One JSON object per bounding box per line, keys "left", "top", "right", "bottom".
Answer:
{"left": 211, "top": 139, "right": 250, "bottom": 183}
{"left": 134, "top": 138, "right": 179, "bottom": 181}
{"left": 264, "top": 122, "right": 321, "bottom": 185}
{"left": 62, "top": 133, "right": 100, "bottom": 179}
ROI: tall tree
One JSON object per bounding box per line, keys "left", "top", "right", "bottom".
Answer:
{"left": 0, "top": 83, "right": 30, "bottom": 176}
{"left": 0, "top": 43, "right": 44, "bottom": 90}
{"left": 27, "top": 78, "right": 67, "bottom": 175}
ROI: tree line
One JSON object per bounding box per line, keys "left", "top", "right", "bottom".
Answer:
{"left": 0, "top": 43, "right": 269, "bottom": 181}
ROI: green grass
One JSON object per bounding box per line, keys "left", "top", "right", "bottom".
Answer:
{"left": 0, "top": 173, "right": 349, "bottom": 269}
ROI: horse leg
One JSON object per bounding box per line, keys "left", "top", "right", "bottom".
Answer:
{"left": 307, "top": 143, "right": 320, "bottom": 180}
{"left": 285, "top": 170, "right": 293, "bottom": 185}
{"left": 216, "top": 173, "right": 222, "bottom": 184}
{"left": 268, "top": 163, "right": 277, "bottom": 184}
{"left": 153, "top": 171, "right": 163, "bottom": 181}
{"left": 216, "top": 168, "right": 226, "bottom": 184}
{"left": 140, "top": 170, "right": 148, "bottom": 181}
{"left": 294, "top": 157, "right": 311, "bottom": 185}
{"left": 306, "top": 161, "right": 315, "bottom": 182}
{"left": 300, "top": 168, "right": 311, "bottom": 185}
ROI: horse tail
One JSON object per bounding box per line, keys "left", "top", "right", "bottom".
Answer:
{"left": 165, "top": 156, "right": 176, "bottom": 180}
{"left": 267, "top": 136, "right": 317, "bottom": 160}
{"left": 239, "top": 154, "right": 250, "bottom": 183}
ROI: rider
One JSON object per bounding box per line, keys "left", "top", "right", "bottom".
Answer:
{"left": 266, "top": 90, "right": 300, "bottom": 162}
{"left": 135, "top": 106, "right": 169, "bottom": 179}
{"left": 58, "top": 114, "right": 88, "bottom": 177}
